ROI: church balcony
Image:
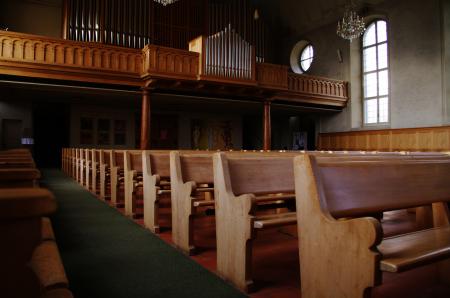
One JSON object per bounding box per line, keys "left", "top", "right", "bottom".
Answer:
{"left": 0, "top": 30, "right": 349, "bottom": 109}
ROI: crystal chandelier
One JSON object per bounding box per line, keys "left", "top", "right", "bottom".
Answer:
{"left": 153, "top": 0, "right": 179, "bottom": 6}
{"left": 336, "top": 2, "right": 365, "bottom": 42}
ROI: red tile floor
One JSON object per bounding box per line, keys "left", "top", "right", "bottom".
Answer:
{"left": 106, "top": 194, "right": 450, "bottom": 298}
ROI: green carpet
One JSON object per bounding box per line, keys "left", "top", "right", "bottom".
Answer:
{"left": 40, "top": 169, "right": 247, "bottom": 298}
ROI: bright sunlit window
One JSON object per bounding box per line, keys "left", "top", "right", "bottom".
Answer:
{"left": 363, "top": 20, "right": 389, "bottom": 124}
{"left": 300, "top": 44, "right": 314, "bottom": 72}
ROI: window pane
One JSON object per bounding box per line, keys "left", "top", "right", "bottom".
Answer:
{"left": 377, "top": 20, "right": 387, "bottom": 43}
{"left": 300, "top": 44, "right": 314, "bottom": 72}
{"left": 365, "top": 99, "right": 378, "bottom": 124}
{"left": 364, "top": 73, "right": 378, "bottom": 98}
{"left": 363, "top": 23, "right": 376, "bottom": 47}
{"left": 379, "top": 97, "right": 389, "bottom": 122}
{"left": 363, "top": 46, "right": 377, "bottom": 72}
{"left": 378, "top": 70, "right": 389, "bottom": 96}
{"left": 301, "top": 45, "right": 313, "bottom": 61}
{"left": 301, "top": 58, "right": 312, "bottom": 72}
{"left": 378, "top": 43, "right": 388, "bottom": 69}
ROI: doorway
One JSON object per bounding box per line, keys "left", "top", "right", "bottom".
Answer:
{"left": 33, "top": 103, "right": 70, "bottom": 168}
{"left": 1, "top": 119, "right": 23, "bottom": 149}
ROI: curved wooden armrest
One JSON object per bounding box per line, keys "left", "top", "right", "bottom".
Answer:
{"left": 0, "top": 188, "right": 56, "bottom": 219}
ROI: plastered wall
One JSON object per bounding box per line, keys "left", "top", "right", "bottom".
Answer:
{"left": 279, "top": 0, "right": 448, "bottom": 133}
{"left": 0, "top": 0, "right": 62, "bottom": 38}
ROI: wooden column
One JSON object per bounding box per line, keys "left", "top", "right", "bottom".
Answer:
{"left": 140, "top": 89, "right": 151, "bottom": 150}
{"left": 263, "top": 100, "right": 271, "bottom": 150}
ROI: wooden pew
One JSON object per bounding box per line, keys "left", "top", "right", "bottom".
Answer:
{"left": 142, "top": 150, "right": 171, "bottom": 233}
{"left": 170, "top": 151, "right": 215, "bottom": 254}
{"left": 124, "top": 150, "right": 144, "bottom": 217}
{"left": 213, "top": 152, "right": 298, "bottom": 292}
{"left": 91, "top": 149, "right": 101, "bottom": 195}
{"left": 84, "top": 149, "right": 93, "bottom": 191}
{"left": 110, "top": 150, "right": 127, "bottom": 207}
{"left": 75, "top": 148, "right": 81, "bottom": 184}
{"left": 294, "top": 154, "right": 450, "bottom": 298}
{"left": 0, "top": 188, "right": 72, "bottom": 298}
{"left": 0, "top": 168, "right": 41, "bottom": 188}
{"left": 99, "top": 150, "right": 112, "bottom": 201}
{"left": 70, "top": 148, "right": 77, "bottom": 179}
{"left": 80, "top": 148, "right": 87, "bottom": 187}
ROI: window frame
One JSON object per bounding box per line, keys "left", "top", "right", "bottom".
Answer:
{"left": 362, "top": 19, "right": 390, "bottom": 126}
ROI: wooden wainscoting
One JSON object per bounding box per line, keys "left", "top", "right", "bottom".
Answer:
{"left": 318, "top": 126, "right": 450, "bottom": 151}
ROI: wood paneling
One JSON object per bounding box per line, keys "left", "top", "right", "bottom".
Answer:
{"left": 142, "top": 44, "right": 199, "bottom": 80}
{"left": 0, "top": 30, "right": 142, "bottom": 85}
{"left": 256, "top": 63, "right": 288, "bottom": 90}
{"left": 318, "top": 126, "right": 450, "bottom": 151}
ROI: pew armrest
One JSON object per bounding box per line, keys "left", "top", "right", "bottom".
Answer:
{"left": 29, "top": 241, "right": 69, "bottom": 290}
{"left": 0, "top": 188, "right": 56, "bottom": 220}
{"left": 41, "top": 217, "right": 55, "bottom": 241}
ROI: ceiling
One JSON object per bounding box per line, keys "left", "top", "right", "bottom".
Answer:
{"left": 260, "top": 0, "right": 387, "bottom": 34}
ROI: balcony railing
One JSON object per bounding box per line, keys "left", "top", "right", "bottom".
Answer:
{"left": 0, "top": 30, "right": 349, "bottom": 107}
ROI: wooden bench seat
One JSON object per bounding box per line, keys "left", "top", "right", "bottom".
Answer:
{"left": 379, "top": 226, "right": 450, "bottom": 273}
{"left": 253, "top": 211, "right": 297, "bottom": 229}
{"left": 294, "top": 154, "right": 450, "bottom": 298}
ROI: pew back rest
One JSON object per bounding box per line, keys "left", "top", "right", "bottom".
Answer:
{"left": 311, "top": 156, "right": 450, "bottom": 219}
{"left": 225, "top": 154, "right": 296, "bottom": 196}
{"left": 148, "top": 152, "right": 170, "bottom": 178}
{"left": 180, "top": 153, "right": 214, "bottom": 184}
{"left": 95, "top": 150, "right": 101, "bottom": 162}
{"left": 128, "top": 152, "right": 143, "bottom": 172}
{"left": 102, "top": 150, "right": 111, "bottom": 167}
{"left": 113, "top": 151, "right": 125, "bottom": 169}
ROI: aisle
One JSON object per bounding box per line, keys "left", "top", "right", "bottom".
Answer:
{"left": 40, "top": 169, "right": 246, "bottom": 298}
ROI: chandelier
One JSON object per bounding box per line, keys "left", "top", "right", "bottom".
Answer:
{"left": 336, "top": 3, "right": 365, "bottom": 42}
{"left": 153, "top": 0, "right": 179, "bottom": 6}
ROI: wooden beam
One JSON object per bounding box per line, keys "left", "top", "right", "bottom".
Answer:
{"left": 140, "top": 89, "right": 151, "bottom": 150}
{"left": 263, "top": 100, "right": 271, "bottom": 150}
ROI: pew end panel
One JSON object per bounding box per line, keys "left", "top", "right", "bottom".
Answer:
{"left": 142, "top": 151, "right": 171, "bottom": 233}
{"left": 213, "top": 152, "right": 298, "bottom": 292}
{"left": 294, "top": 154, "right": 382, "bottom": 298}
{"left": 170, "top": 151, "right": 211, "bottom": 255}
{"left": 294, "top": 154, "right": 450, "bottom": 297}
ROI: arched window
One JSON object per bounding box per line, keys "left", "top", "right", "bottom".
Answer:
{"left": 362, "top": 20, "right": 389, "bottom": 124}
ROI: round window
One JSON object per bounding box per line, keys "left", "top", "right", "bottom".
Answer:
{"left": 290, "top": 40, "right": 314, "bottom": 74}
{"left": 299, "top": 44, "right": 314, "bottom": 72}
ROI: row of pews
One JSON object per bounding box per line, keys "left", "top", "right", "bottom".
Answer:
{"left": 1, "top": 149, "right": 72, "bottom": 298}
{"left": 62, "top": 148, "right": 450, "bottom": 297}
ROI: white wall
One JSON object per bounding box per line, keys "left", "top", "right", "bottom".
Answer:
{"left": 281, "top": 0, "right": 447, "bottom": 133}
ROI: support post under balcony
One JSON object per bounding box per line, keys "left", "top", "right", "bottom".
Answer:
{"left": 263, "top": 100, "right": 271, "bottom": 150}
{"left": 140, "top": 89, "right": 151, "bottom": 150}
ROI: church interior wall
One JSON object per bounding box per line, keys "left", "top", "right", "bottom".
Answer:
{"left": 277, "top": 0, "right": 446, "bottom": 134}
{"left": 0, "top": 0, "right": 62, "bottom": 38}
